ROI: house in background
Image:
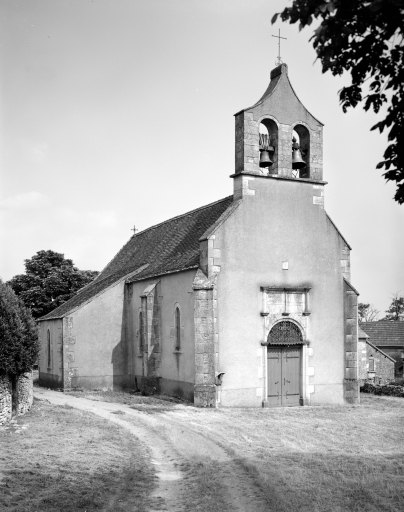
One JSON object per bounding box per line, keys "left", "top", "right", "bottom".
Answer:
{"left": 358, "top": 327, "right": 395, "bottom": 385}
{"left": 360, "top": 321, "right": 404, "bottom": 379}
{"left": 37, "top": 62, "right": 360, "bottom": 407}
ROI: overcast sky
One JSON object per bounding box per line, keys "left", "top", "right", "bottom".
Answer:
{"left": 1, "top": 0, "right": 403, "bottom": 314}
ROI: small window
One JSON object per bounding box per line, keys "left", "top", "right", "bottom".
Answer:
{"left": 47, "top": 329, "right": 51, "bottom": 368}
{"left": 368, "top": 357, "right": 375, "bottom": 372}
{"left": 175, "top": 307, "right": 181, "bottom": 351}
{"left": 139, "top": 312, "right": 144, "bottom": 352}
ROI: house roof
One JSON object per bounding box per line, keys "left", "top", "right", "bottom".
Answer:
{"left": 39, "top": 195, "right": 234, "bottom": 321}
{"left": 358, "top": 327, "right": 369, "bottom": 339}
{"left": 365, "top": 339, "right": 396, "bottom": 363}
{"left": 360, "top": 321, "right": 404, "bottom": 347}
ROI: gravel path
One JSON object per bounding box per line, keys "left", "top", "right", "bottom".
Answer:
{"left": 34, "top": 388, "right": 270, "bottom": 512}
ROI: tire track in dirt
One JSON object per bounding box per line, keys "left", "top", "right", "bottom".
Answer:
{"left": 35, "top": 389, "right": 271, "bottom": 511}
{"left": 149, "top": 411, "right": 271, "bottom": 512}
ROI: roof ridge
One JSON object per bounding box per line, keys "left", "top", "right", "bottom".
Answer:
{"left": 39, "top": 195, "right": 235, "bottom": 321}
{"left": 96, "top": 195, "right": 233, "bottom": 281}
{"left": 38, "top": 264, "right": 151, "bottom": 321}
{"left": 131, "top": 195, "right": 233, "bottom": 239}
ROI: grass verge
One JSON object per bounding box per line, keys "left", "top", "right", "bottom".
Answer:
{"left": 167, "top": 394, "right": 404, "bottom": 512}
{"left": 0, "top": 398, "right": 154, "bottom": 512}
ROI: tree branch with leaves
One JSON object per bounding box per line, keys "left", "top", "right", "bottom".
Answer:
{"left": 384, "top": 293, "right": 404, "bottom": 320}
{"left": 7, "top": 250, "right": 99, "bottom": 319}
{"left": 273, "top": 0, "right": 404, "bottom": 203}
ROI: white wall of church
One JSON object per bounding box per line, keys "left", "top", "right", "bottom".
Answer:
{"left": 213, "top": 176, "right": 348, "bottom": 406}
{"left": 128, "top": 270, "right": 196, "bottom": 400}
{"left": 62, "top": 280, "right": 126, "bottom": 389}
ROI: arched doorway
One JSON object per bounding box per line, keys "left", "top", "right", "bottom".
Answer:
{"left": 267, "top": 321, "right": 303, "bottom": 406}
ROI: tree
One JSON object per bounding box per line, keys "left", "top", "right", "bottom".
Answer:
{"left": 0, "top": 280, "right": 39, "bottom": 378}
{"left": 7, "top": 250, "right": 99, "bottom": 318}
{"left": 358, "top": 302, "right": 380, "bottom": 322}
{"left": 272, "top": 0, "right": 404, "bottom": 203}
{"left": 384, "top": 294, "right": 404, "bottom": 320}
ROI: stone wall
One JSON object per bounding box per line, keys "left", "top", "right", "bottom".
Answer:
{"left": 343, "top": 281, "right": 360, "bottom": 404}
{"left": 17, "top": 373, "right": 34, "bottom": 415}
{"left": 358, "top": 339, "right": 395, "bottom": 385}
{"left": 234, "top": 63, "right": 323, "bottom": 181}
{"left": 0, "top": 376, "right": 12, "bottom": 425}
{"left": 193, "top": 270, "right": 216, "bottom": 407}
{"left": 0, "top": 373, "right": 33, "bottom": 425}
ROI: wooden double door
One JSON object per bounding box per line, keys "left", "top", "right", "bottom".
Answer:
{"left": 267, "top": 345, "right": 302, "bottom": 406}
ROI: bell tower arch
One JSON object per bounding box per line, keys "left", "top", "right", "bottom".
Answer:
{"left": 233, "top": 63, "right": 324, "bottom": 190}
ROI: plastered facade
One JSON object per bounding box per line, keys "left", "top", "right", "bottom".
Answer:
{"left": 38, "top": 271, "right": 197, "bottom": 398}
{"left": 125, "top": 270, "right": 197, "bottom": 400}
{"left": 204, "top": 176, "right": 352, "bottom": 406}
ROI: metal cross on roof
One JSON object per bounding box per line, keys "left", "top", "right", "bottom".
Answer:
{"left": 272, "top": 28, "right": 287, "bottom": 66}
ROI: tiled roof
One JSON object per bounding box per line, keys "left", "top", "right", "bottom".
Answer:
{"left": 360, "top": 321, "right": 404, "bottom": 347}
{"left": 358, "top": 327, "right": 369, "bottom": 339}
{"left": 39, "top": 196, "right": 234, "bottom": 321}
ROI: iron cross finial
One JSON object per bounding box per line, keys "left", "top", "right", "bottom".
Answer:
{"left": 272, "top": 28, "right": 287, "bottom": 66}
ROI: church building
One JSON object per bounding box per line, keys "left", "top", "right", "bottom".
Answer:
{"left": 38, "top": 62, "right": 360, "bottom": 407}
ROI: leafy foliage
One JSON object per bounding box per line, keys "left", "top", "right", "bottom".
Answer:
{"left": 384, "top": 294, "right": 404, "bottom": 320}
{"left": 273, "top": 0, "right": 404, "bottom": 203}
{"left": 358, "top": 302, "right": 380, "bottom": 322}
{"left": 361, "top": 382, "right": 404, "bottom": 397}
{"left": 7, "top": 250, "right": 99, "bottom": 319}
{"left": 0, "top": 280, "right": 39, "bottom": 377}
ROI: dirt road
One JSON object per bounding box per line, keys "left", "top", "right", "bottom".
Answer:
{"left": 34, "top": 388, "right": 271, "bottom": 512}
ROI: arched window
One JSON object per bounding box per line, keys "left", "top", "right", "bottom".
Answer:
{"left": 139, "top": 312, "right": 144, "bottom": 352}
{"left": 259, "top": 118, "right": 278, "bottom": 174}
{"left": 292, "top": 125, "right": 310, "bottom": 178}
{"left": 174, "top": 307, "right": 181, "bottom": 351}
{"left": 267, "top": 321, "right": 303, "bottom": 346}
{"left": 47, "top": 329, "right": 51, "bottom": 368}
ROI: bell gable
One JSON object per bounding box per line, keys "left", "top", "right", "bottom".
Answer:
{"left": 234, "top": 63, "right": 323, "bottom": 181}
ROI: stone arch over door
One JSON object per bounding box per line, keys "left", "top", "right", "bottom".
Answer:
{"left": 266, "top": 320, "right": 303, "bottom": 406}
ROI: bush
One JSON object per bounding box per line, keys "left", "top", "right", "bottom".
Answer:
{"left": 361, "top": 382, "right": 404, "bottom": 398}
{"left": 0, "top": 280, "right": 39, "bottom": 378}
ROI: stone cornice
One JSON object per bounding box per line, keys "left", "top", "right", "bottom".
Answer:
{"left": 230, "top": 172, "right": 327, "bottom": 186}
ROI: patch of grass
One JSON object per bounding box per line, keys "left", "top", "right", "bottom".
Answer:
{"left": 177, "top": 460, "right": 229, "bottom": 512}
{"left": 168, "top": 394, "right": 404, "bottom": 512}
{"left": 0, "top": 400, "right": 154, "bottom": 511}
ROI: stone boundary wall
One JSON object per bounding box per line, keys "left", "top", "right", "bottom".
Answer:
{"left": 0, "top": 373, "right": 33, "bottom": 425}
{"left": 0, "top": 376, "right": 12, "bottom": 425}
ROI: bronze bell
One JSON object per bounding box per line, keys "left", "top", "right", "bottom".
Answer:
{"left": 259, "top": 149, "right": 273, "bottom": 168}
{"left": 292, "top": 138, "right": 306, "bottom": 169}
